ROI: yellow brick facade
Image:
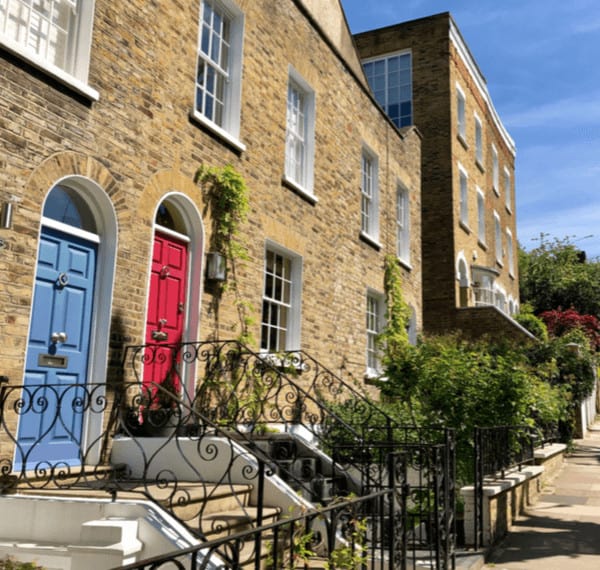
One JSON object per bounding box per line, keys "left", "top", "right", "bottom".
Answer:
{"left": 0, "top": 0, "right": 422, "bottom": 391}
{"left": 355, "top": 12, "right": 522, "bottom": 339}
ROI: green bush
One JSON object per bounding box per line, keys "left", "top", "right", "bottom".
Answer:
{"left": 342, "top": 334, "right": 569, "bottom": 485}
{"left": 515, "top": 303, "right": 549, "bottom": 340}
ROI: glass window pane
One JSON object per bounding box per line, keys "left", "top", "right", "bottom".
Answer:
{"left": 43, "top": 184, "right": 96, "bottom": 232}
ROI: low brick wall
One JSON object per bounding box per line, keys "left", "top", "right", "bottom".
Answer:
{"left": 460, "top": 443, "right": 566, "bottom": 547}
{"left": 534, "top": 443, "right": 567, "bottom": 483}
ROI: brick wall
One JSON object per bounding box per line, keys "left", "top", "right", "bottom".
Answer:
{"left": 354, "top": 13, "right": 520, "bottom": 337}
{"left": 0, "top": 0, "right": 421, "bottom": 387}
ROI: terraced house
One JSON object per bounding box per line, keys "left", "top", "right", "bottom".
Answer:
{"left": 0, "top": 0, "right": 427, "bottom": 568}
{"left": 355, "top": 13, "right": 526, "bottom": 340}
{"left": 0, "top": 1, "right": 530, "bottom": 569}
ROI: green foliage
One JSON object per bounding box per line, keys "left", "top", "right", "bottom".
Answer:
{"left": 196, "top": 163, "right": 255, "bottom": 344}
{"left": 519, "top": 234, "right": 600, "bottom": 317}
{"left": 515, "top": 303, "right": 548, "bottom": 340}
{"left": 325, "top": 515, "right": 367, "bottom": 570}
{"left": 376, "top": 255, "right": 419, "bottom": 422}
{"left": 336, "top": 333, "right": 570, "bottom": 484}
{"left": 195, "top": 163, "right": 250, "bottom": 261}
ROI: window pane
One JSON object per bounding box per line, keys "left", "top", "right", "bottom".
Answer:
{"left": 261, "top": 249, "right": 297, "bottom": 352}
{"left": 43, "top": 184, "right": 96, "bottom": 232}
{"left": 363, "top": 52, "right": 412, "bottom": 126}
{"left": 196, "top": 0, "right": 233, "bottom": 127}
{"left": 1, "top": 0, "right": 76, "bottom": 71}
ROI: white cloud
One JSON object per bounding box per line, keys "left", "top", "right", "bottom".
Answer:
{"left": 505, "top": 95, "right": 600, "bottom": 129}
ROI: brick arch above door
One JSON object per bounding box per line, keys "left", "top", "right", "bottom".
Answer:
{"left": 21, "top": 152, "right": 119, "bottom": 243}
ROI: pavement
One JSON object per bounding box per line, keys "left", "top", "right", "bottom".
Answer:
{"left": 477, "top": 420, "right": 600, "bottom": 570}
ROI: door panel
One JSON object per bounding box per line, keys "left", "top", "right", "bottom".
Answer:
{"left": 144, "top": 232, "right": 188, "bottom": 391}
{"left": 16, "top": 226, "right": 96, "bottom": 470}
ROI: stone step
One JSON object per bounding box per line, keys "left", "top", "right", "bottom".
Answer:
{"left": 201, "top": 506, "right": 281, "bottom": 540}
{"left": 139, "top": 482, "right": 254, "bottom": 517}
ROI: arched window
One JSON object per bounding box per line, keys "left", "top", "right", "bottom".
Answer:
{"left": 43, "top": 184, "right": 97, "bottom": 232}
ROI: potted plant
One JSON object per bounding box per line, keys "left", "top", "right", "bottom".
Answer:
{"left": 122, "top": 369, "right": 182, "bottom": 437}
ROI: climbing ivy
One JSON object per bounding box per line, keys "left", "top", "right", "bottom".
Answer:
{"left": 195, "top": 163, "right": 250, "bottom": 262}
{"left": 195, "top": 164, "right": 255, "bottom": 344}
{"left": 376, "top": 255, "right": 419, "bottom": 423}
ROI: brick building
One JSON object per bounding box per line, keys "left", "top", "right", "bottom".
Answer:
{"left": 355, "top": 13, "right": 529, "bottom": 340}
{"left": 0, "top": 0, "right": 422, "bottom": 459}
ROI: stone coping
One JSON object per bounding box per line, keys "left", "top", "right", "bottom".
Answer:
{"left": 534, "top": 443, "right": 566, "bottom": 460}
{"left": 460, "top": 465, "right": 544, "bottom": 498}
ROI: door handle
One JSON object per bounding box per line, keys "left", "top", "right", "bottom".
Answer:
{"left": 51, "top": 331, "right": 68, "bottom": 344}
{"left": 151, "top": 330, "right": 169, "bottom": 341}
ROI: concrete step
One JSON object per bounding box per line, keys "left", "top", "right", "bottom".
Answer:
{"left": 202, "top": 506, "right": 281, "bottom": 540}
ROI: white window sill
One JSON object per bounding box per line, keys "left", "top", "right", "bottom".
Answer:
{"left": 1, "top": 38, "right": 99, "bottom": 101}
{"left": 359, "top": 231, "right": 382, "bottom": 250}
{"left": 397, "top": 257, "right": 412, "bottom": 271}
{"left": 457, "top": 132, "right": 468, "bottom": 149}
{"left": 493, "top": 186, "right": 500, "bottom": 197}
{"left": 189, "top": 110, "right": 246, "bottom": 153}
{"left": 364, "top": 370, "right": 385, "bottom": 383}
{"left": 282, "top": 176, "right": 318, "bottom": 205}
{"left": 459, "top": 221, "right": 471, "bottom": 234}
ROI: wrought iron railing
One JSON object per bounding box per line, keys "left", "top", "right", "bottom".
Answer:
{"left": 332, "top": 425, "right": 456, "bottom": 569}
{"left": 114, "top": 486, "right": 401, "bottom": 570}
{"left": 122, "top": 340, "right": 400, "bottom": 496}
{"left": 281, "top": 349, "right": 403, "bottom": 433}
{"left": 0, "top": 378, "right": 281, "bottom": 547}
{"left": 0, "top": 340, "right": 459, "bottom": 569}
{"left": 473, "top": 425, "right": 536, "bottom": 549}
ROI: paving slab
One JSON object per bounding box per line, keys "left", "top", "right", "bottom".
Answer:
{"left": 482, "top": 422, "right": 600, "bottom": 570}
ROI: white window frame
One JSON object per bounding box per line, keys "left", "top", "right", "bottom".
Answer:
{"left": 458, "top": 163, "right": 469, "bottom": 228}
{"left": 396, "top": 184, "right": 410, "bottom": 265}
{"left": 476, "top": 187, "right": 486, "bottom": 245}
{"left": 473, "top": 269, "right": 495, "bottom": 308}
{"left": 360, "top": 146, "right": 380, "bottom": 243}
{"left": 192, "top": 0, "right": 245, "bottom": 151}
{"left": 494, "top": 211, "right": 502, "bottom": 264}
{"left": 474, "top": 113, "right": 483, "bottom": 166}
{"left": 492, "top": 144, "right": 499, "bottom": 195}
{"left": 284, "top": 68, "right": 316, "bottom": 200}
{"left": 456, "top": 84, "right": 466, "bottom": 142}
{"left": 504, "top": 167, "right": 512, "bottom": 211}
{"left": 0, "top": 0, "right": 98, "bottom": 100}
{"left": 260, "top": 243, "right": 302, "bottom": 353}
{"left": 506, "top": 228, "right": 514, "bottom": 276}
{"left": 366, "top": 290, "right": 385, "bottom": 378}
{"left": 362, "top": 50, "right": 412, "bottom": 128}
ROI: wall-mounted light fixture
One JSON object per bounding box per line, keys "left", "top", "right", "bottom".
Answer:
{"left": 1, "top": 202, "right": 13, "bottom": 229}
{"left": 206, "top": 252, "right": 226, "bottom": 282}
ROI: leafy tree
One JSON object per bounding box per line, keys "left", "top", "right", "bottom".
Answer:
{"left": 540, "top": 308, "right": 600, "bottom": 351}
{"left": 519, "top": 234, "right": 600, "bottom": 317}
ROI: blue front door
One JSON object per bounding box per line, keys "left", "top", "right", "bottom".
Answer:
{"left": 16, "top": 226, "right": 97, "bottom": 470}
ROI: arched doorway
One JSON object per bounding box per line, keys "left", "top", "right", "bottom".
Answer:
{"left": 143, "top": 195, "right": 204, "bottom": 399}
{"left": 17, "top": 178, "right": 116, "bottom": 470}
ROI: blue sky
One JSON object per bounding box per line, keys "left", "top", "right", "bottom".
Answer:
{"left": 341, "top": 0, "right": 600, "bottom": 258}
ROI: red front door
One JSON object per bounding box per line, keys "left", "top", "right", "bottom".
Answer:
{"left": 144, "top": 231, "right": 188, "bottom": 391}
